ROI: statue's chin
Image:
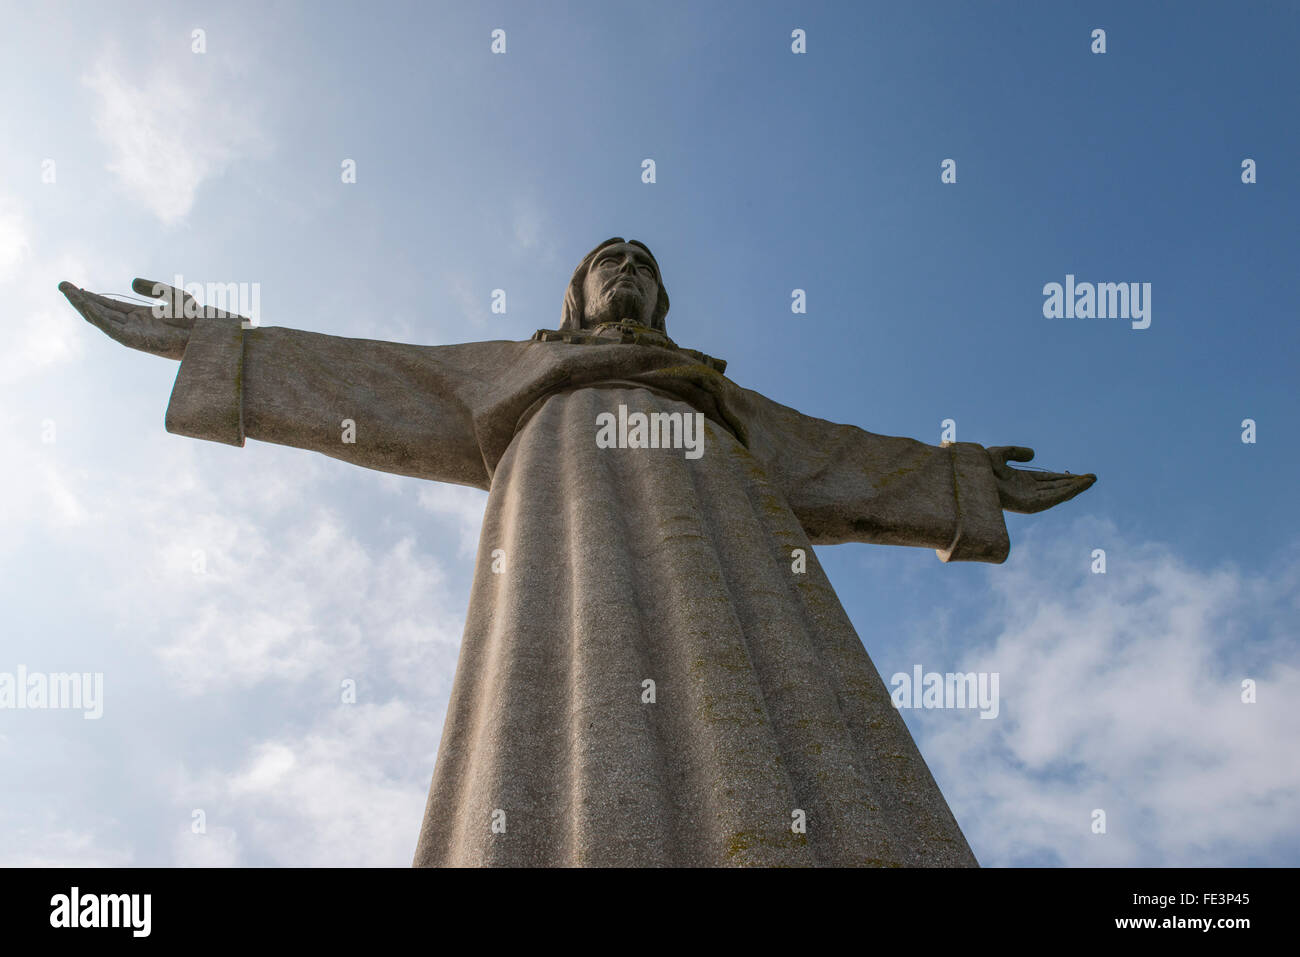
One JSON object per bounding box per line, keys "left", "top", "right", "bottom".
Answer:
{"left": 586, "top": 292, "right": 649, "bottom": 329}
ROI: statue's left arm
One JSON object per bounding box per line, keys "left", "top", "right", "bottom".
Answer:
{"left": 736, "top": 388, "right": 1094, "bottom": 563}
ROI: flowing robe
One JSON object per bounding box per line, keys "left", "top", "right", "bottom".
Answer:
{"left": 164, "top": 318, "right": 1009, "bottom": 867}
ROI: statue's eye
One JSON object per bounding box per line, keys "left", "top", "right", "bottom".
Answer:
{"left": 637, "top": 264, "right": 654, "bottom": 275}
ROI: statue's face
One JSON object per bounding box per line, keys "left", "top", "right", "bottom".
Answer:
{"left": 580, "top": 242, "right": 659, "bottom": 328}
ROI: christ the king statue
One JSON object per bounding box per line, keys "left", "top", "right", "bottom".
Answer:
{"left": 60, "top": 237, "right": 1094, "bottom": 867}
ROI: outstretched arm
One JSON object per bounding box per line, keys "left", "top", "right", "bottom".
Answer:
{"left": 737, "top": 388, "right": 1095, "bottom": 563}
{"left": 61, "top": 278, "right": 522, "bottom": 489}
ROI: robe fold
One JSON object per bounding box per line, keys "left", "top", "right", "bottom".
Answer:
{"left": 165, "top": 318, "right": 1008, "bottom": 866}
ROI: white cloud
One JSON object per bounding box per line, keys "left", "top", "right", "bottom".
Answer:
{"left": 172, "top": 702, "right": 438, "bottom": 866}
{"left": 91, "top": 448, "right": 470, "bottom": 695}
{"left": 911, "top": 517, "right": 1300, "bottom": 866}
{"left": 0, "top": 196, "right": 88, "bottom": 385}
{"left": 0, "top": 402, "right": 468, "bottom": 865}
{"left": 172, "top": 825, "right": 241, "bottom": 867}
{"left": 85, "top": 58, "right": 264, "bottom": 225}
{"left": 230, "top": 743, "right": 297, "bottom": 795}
{"left": 0, "top": 819, "right": 134, "bottom": 867}
{"left": 0, "top": 197, "right": 31, "bottom": 278}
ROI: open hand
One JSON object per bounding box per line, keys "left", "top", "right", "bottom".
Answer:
{"left": 987, "top": 446, "right": 1096, "bottom": 513}
{"left": 59, "top": 278, "right": 240, "bottom": 360}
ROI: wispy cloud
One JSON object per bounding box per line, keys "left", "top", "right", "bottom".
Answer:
{"left": 0, "top": 194, "right": 88, "bottom": 386}
{"left": 0, "top": 196, "right": 31, "bottom": 277}
{"left": 0, "top": 812, "right": 134, "bottom": 867}
{"left": 910, "top": 517, "right": 1300, "bottom": 866}
{"left": 0, "top": 411, "right": 471, "bottom": 865}
{"left": 85, "top": 56, "right": 265, "bottom": 225}
{"left": 172, "top": 702, "right": 438, "bottom": 866}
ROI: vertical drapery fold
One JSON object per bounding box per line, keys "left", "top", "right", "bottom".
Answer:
{"left": 413, "top": 386, "right": 977, "bottom": 866}
{"left": 160, "top": 323, "right": 998, "bottom": 866}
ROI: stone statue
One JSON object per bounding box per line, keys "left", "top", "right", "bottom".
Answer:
{"left": 60, "top": 237, "right": 1094, "bottom": 866}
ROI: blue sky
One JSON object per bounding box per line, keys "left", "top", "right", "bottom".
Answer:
{"left": 1, "top": 0, "right": 1296, "bottom": 866}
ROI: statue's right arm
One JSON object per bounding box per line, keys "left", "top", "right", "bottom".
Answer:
{"left": 61, "top": 279, "right": 512, "bottom": 490}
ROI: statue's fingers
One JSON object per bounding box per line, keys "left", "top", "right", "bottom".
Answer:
{"left": 1032, "top": 481, "right": 1082, "bottom": 503}
{"left": 57, "top": 280, "right": 83, "bottom": 310}
{"left": 987, "top": 445, "right": 1035, "bottom": 465}
{"left": 59, "top": 282, "right": 126, "bottom": 326}
{"left": 1033, "top": 472, "right": 1096, "bottom": 488}
{"left": 132, "top": 278, "right": 164, "bottom": 298}
{"left": 132, "top": 279, "right": 195, "bottom": 324}
{"left": 61, "top": 285, "right": 148, "bottom": 350}
{"left": 132, "top": 278, "right": 195, "bottom": 308}
{"left": 1041, "top": 474, "right": 1096, "bottom": 507}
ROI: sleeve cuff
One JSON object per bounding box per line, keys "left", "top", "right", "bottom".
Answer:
{"left": 936, "top": 442, "right": 1010, "bottom": 564}
{"left": 164, "top": 318, "right": 246, "bottom": 447}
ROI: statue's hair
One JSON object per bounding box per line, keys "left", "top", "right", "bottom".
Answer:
{"left": 561, "top": 237, "right": 670, "bottom": 333}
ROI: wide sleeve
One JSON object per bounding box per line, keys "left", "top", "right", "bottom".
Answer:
{"left": 164, "top": 317, "right": 525, "bottom": 490}
{"left": 735, "top": 387, "right": 1010, "bottom": 563}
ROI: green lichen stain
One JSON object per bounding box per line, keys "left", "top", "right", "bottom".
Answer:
{"left": 872, "top": 458, "right": 926, "bottom": 491}
{"left": 660, "top": 532, "right": 705, "bottom": 546}
{"left": 696, "top": 689, "right": 767, "bottom": 730}
{"left": 726, "top": 829, "right": 809, "bottom": 862}
{"left": 727, "top": 443, "right": 768, "bottom": 482}
{"left": 652, "top": 363, "right": 726, "bottom": 384}
{"left": 793, "top": 715, "right": 840, "bottom": 732}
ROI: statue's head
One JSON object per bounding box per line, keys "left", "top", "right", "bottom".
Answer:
{"left": 561, "top": 237, "right": 669, "bottom": 333}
